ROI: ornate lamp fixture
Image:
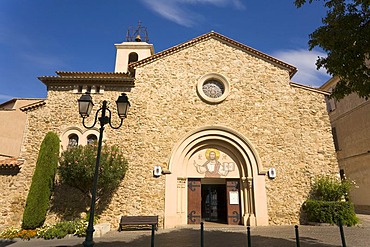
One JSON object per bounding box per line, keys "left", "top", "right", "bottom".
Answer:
{"left": 78, "top": 93, "right": 130, "bottom": 247}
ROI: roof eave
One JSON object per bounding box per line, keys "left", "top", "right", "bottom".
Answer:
{"left": 38, "top": 77, "right": 135, "bottom": 87}
{"left": 290, "top": 82, "right": 330, "bottom": 95}
{"left": 20, "top": 100, "right": 46, "bottom": 112}
{"left": 55, "top": 71, "right": 132, "bottom": 77}
{"left": 320, "top": 76, "right": 339, "bottom": 91}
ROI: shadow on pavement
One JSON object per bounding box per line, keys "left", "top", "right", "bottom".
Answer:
{"left": 298, "top": 236, "right": 341, "bottom": 246}
{"left": 66, "top": 229, "right": 341, "bottom": 247}
{"left": 0, "top": 240, "right": 16, "bottom": 247}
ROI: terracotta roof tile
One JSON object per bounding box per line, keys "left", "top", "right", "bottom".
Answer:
{"left": 0, "top": 158, "right": 24, "bottom": 168}
{"left": 55, "top": 71, "right": 132, "bottom": 78}
{"left": 38, "top": 71, "right": 135, "bottom": 86}
{"left": 20, "top": 100, "right": 46, "bottom": 112}
{"left": 0, "top": 98, "right": 44, "bottom": 109}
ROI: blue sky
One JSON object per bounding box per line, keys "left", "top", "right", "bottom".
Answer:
{"left": 0, "top": 0, "right": 331, "bottom": 102}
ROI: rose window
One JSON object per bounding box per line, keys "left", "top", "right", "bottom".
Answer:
{"left": 202, "top": 80, "right": 225, "bottom": 98}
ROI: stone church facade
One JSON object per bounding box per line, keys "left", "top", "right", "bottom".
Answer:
{"left": 0, "top": 31, "right": 338, "bottom": 230}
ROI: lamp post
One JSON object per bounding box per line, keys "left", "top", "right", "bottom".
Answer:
{"left": 78, "top": 93, "right": 130, "bottom": 247}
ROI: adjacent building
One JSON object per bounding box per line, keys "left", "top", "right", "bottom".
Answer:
{"left": 0, "top": 98, "right": 44, "bottom": 226}
{"left": 321, "top": 77, "right": 370, "bottom": 213}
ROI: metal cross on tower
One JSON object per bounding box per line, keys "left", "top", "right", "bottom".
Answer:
{"left": 126, "top": 21, "right": 149, "bottom": 42}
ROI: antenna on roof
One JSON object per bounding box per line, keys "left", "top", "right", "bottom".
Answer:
{"left": 126, "top": 21, "right": 149, "bottom": 42}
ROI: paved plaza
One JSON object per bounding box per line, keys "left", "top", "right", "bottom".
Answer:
{"left": 1, "top": 214, "right": 369, "bottom": 247}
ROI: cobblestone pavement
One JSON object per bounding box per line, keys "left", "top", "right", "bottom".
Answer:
{"left": 2, "top": 214, "right": 370, "bottom": 247}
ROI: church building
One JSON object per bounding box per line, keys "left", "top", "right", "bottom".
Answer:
{"left": 0, "top": 27, "right": 338, "bottom": 230}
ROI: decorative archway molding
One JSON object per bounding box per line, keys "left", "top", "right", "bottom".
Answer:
{"left": 60, "top": 126, "right": 101, "bottom": 150}
{"left": 164, "top": 125, "right": 269, "bottom": 228}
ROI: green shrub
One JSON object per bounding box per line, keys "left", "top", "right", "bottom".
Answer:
{"left": 311, "top": 176, "right": 351, "bottom": 201}
{"left": 0, "top": 227, "right": 19, "bottom": 239}
{"left": 37, "top": 221, "right": 73, "bottom": 240}
{"left": 303, "top": 175, "right": 358, "bottom": 226}
{"left": 73, "top": 220, "right": 88, "bottom": 237}
{"left": 58, "top": 143, "right": 128, "bottom": 200}
{"left": 22, "top": 132, "right": 60, "bottom": 229}
{"left": 303, "top": 199, "right": 358, "bottom": 226}
{"left": 36, "top": 220, "right": 87, "bottom": 239}
{"left": 1, "top": 220, "right": 87, "bottom": 240}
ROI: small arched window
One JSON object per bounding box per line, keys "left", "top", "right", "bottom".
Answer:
{"left": 128, "top": 52, "right": 139, "bottom": 64}
{"left": 68, "top": 134, "right": 79, "bottom": 148}
{"left": 87, "top": 134, "right": 98, "bottom": 145}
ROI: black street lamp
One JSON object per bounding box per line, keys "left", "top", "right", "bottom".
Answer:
{"left": 78, "top": 93, "right": 130, "bottom": 247}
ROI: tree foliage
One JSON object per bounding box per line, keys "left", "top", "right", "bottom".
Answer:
{"left": 22, "top": 132, "right": 60, "bottom": 229}
{"left": 58, "top": 143, "right": 128, "bottom": 202}
{"left": 295, "top": 0, "right": 370, "bottom": 99}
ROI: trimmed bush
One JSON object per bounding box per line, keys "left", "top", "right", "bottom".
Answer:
{"left": 303, "top": 175, "right": 358, "bottom": 226}
{"left": 22, "top": 132, "right": 60, "bottom": 229}
{"left": 303, "top": 199, "right": 358, "bottom": 226}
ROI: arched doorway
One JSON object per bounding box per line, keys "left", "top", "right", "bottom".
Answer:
{"left": 164, "top": 126, "right": 269, "bottom": 228}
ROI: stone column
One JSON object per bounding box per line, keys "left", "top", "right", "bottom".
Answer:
{"left": 247, "top": 177, "right": 256, "bottom": 226}
{"left": 241, "top": 177, "right": 249, "bottom": 226}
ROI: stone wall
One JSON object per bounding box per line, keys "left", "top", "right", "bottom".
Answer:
{"left": 0, "top": 36, "right": 338, "bottom": 230}
{"left": 0, "top": 170, "right": 27, "bottom": 230}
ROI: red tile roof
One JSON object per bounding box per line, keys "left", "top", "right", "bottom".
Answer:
{"left": 38, "top": 71, "right": 135, "bottom": 86}
{"left": 20, "top": 100, "right": 46, "bottom": 112}
{"left": 0, "top": 158, "right": 24, "bottom": 169}
{"left": 55, "top": 71, "right": 132, "bottom": 77}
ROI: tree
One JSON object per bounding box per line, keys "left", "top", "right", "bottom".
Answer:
{"left": 22, "top": 132, "right": 60, "bottom": 229}
{"left": 58, "top": 143, "right": 128, "bottom": 205}
{"left": 295, "top": 0, "right": 370, "bottom": 99}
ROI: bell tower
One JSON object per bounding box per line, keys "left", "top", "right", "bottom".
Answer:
{"left": 114, "top": 22, "right": 154, "bottom": 73}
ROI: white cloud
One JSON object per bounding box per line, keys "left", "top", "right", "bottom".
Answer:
{"left": 272, "top": 49, "right": 331, "bottom": 87}
{"left": 140, "top": 0, "right": 245, "bottom": 27}
{"left": 20, "top": 52, "right": 65, "bottom": 70}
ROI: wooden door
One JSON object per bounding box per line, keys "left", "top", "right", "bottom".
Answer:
{"left": 187, "top": 178, "right": 201, "bottom": 224}
{"left": 226, "top": 179, "right": 241, "bottom": 225}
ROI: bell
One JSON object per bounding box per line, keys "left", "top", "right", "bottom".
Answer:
{"left": 135, "top": 34, "right": 141, "bottom": 42}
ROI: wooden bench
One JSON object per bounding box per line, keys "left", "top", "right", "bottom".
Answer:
{"left": 119, "top": 215, "right": 158, "bottom": 231}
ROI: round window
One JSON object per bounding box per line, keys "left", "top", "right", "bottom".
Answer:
{"left": 202, "top": 80, "right": 225, "bottom": 98}
{"left": 197, "top": 73, "right": 229, "bottom": 104}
